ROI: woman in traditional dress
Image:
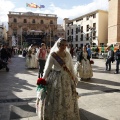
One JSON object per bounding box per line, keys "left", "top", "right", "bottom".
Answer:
{"left": 37, "top": 38, "right": 80, "bottom": 120}
{"left": 26, "top": 45, "right": 38, "bottom": 68}
{"left": 75, "top": 46, "right": 93, "bottom": 80}
{"left": 30, "top": 48, "right": 38, "bottom": 68}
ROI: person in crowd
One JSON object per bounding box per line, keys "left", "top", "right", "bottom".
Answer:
{"left": 114, "top": 45, "right": 120, "bottom": 74}
{"left": 36, "top": 43, "right": 47, "bottom": 78}
{"left": 30, "top": 48, "right": 38, "bottom": 68}
{"left": 76, "top": 47, "right": 82, "bottom": 61}
{"left": 86, "top": 45, "right": 91, "bottom": 61}
{"left": 70, "top": 45, "right": 74, "bottom": 58}
{"left": 0, "top": 45, "right": 10, "bottom": 62}
{"left": 105, "top": 46, "right": 114, "bottom": 71}
{"left": 26, "top": 44, "right": 37, "bottom": 68}
{"left": 95, "top": 46, "right": 99, "bottom": 57}
{"left": 37, "top": 38, "right": 80, "bottom": 120}
{"left": 75, "top": 46, "right": 93, "bottom": 80}
{"left": 22, "top": 48, "right": 27, "bottom": 57}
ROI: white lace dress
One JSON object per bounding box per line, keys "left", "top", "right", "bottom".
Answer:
{"left": 75, "top": 52, "right": 93, "bottom": 79}
{"left": 37, "top": 52, "right": 80, "bottom": 120}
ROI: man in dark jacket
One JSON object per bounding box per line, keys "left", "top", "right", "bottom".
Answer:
{"left": 105, "top": 46, "right": 114, "bottom": 71}
{"left": 0, "top": 45, "right": 9, "bottom": 62}
{"left": 114, "top": 45, "right": 120, "bottom": 74}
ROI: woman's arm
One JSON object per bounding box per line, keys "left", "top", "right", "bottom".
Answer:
{"left": 42, "top": 54, "right": 54, "bottom": 79}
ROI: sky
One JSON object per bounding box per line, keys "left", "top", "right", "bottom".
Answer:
{"left": 0, "top": 0, "right": 108, "bottom": 30}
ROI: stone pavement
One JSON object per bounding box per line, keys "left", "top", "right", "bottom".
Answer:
{"left": 0, "top": 55, "right": 120, "bottom": 120}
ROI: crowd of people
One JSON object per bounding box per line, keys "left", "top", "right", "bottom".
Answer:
{"left": 105, "top": 45, "right": 120, "bottom": 74}
{"left": 1, "top": 38, "right": 120, "bottom": 120}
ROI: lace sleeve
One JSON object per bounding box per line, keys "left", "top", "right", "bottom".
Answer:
{"left": 42, "top": 54, "right": 54, "bottom": 79}
{"left": 68, "top": 53, "right": 78, "bottom": 84}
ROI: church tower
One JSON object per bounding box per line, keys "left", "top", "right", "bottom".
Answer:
{"left": 108, "top": 0, "right": 120, "bottom": 45}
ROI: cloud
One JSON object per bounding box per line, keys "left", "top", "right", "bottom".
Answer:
{"left": 0, "top": 0, "right": 15, "bottom": 22}
{"left": 0, "top": 0, "right": 108, "bottom": 29}
{"left": 47, "top": 0, "right": 108, "bottom": 23}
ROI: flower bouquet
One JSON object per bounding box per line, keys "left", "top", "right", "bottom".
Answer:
{"left": 90, "top": 59, "right": 94, "bottom": 64}
{"left": 36, "top": 78, "right": 47, "bottom": 100}
{"left": 36, "top": 78, "right": 47, "bottom": 114}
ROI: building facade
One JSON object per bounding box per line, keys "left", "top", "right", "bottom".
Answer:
{"left": 8, "top": 11, "right": 58, "bottom": 47}
{"left": 56, "top": 24, "right": 65, "bottom": 38}
{"left": 64, "top": 10, "right": 108, "bottom": 48}
{"left": 108, "top": 0, "right": 120, "bottom": 45}
{"left": 0, "top": 24, "right": 7, "bottom": 45}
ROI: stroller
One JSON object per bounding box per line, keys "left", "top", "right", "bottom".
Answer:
{"left": 0, "top": 59, "right": 9, "bottom": 72}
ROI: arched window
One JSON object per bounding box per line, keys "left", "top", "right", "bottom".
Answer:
{"left": 40, "top": 20, "right": 44, "bottom": 24}
{"left": 13, "top": 18, "right": 17, "bottom": 23}
{"left": 32, "top": 19, "right": 35, "bottom": 23}
{"left": 23, "top": 19, "right": 27, "bottom": 23}
{"left": 50, "top": 20, "right": 53, "bottom": 24}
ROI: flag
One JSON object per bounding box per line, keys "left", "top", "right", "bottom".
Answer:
{"left": 26, "top": 3, "right": 40, "bottom": 8}
{"left": 40, "top": 5, "right": 45, "bottom": 8}
{"left": 30, "top": 3, "right": 38, "bottom": 8}
{"left": 26, "top": 3, "right": 31, "bottom": 7}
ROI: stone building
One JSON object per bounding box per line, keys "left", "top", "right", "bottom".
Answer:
{"left": 108, "top": 0, "right": 120, "bottom": 45}
{"left": 0, "top": 24, "right": 7, "bottom": 45}
{"left": 7, "top": 11, "right": 58, "bottom": 47}
{"left": 64, "top": 10, "right": 108, "bottom": 48}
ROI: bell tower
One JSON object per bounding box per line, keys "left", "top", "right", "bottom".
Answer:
{"left": 108, "top": 0, "right": 120, "bottom": 45}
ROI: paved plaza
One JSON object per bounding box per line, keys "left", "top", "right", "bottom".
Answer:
{"left": 0, "top": 55, "right": 120, "bottom": 120}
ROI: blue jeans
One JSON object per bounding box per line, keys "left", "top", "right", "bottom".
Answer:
{"left": 106, "top": 58, "right": 111, "bottom": 71}
{"left": 116, "top": 60, "right": 120, "bottom": 73}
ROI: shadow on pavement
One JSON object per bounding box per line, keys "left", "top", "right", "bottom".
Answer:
{"left": 92, "top": 65, "right": 116, "bottom": 74}
{"left": 77, "top": 77, "right": 120, "bottom": 95}
{"left": 80, "top": 108, "right": 108, "bottom": 120}
{"left": 10, "top": 104, "right": 37, "bottom": 120}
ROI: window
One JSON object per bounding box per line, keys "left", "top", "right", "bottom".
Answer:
{"left": 32, "top": 19, "right": 35, "bottom": 23}
{"left": 23, "top": 19, "right": 27, "bottom": 23}
{"left": 86, "top": 33, "right": 89, "bottom": 41}
{"left": 76, "top": 28, "right": 78, "bottom": 34}
{"left": 81, "top": 26, "right": 83, "bottom": 32}
{"left": 93, "top": 14, "right": 96, "bottom": 18}
{"left": 13, "top": 18, "right": 17, "bottom": 23}
{"left": 50, "top": 20, "right": 53, "bottom": 24}
{"left": 93, "top": 31, "right": 96, "bottom": 39}
{"left": 67, "top": 30, "right": 69, "bottom": 35}
{"left": 71, "top": 36, "right": 73, "bottom": 41}
{"left": 86, "top": 16, "right": 89, "bottom": 20}
{"left": 71, "top": 29, "right": 73, "bottom": 35}
{"left": 67, "top": 36, "right": 70, "bottom": 42}
{"left": 93, "top": 23, "right": 96, "bottom": 29}
{"left": 86, "top": 25, "right": 89, "bottom": 32}
{"left": 80, "top": 34, "right": 83, "bottom": 41}
{"left": 76, "top": 35, "right": 78, "bottom": 41}
{"left": 40, "top": 20, "right": 44, "bottom": 24}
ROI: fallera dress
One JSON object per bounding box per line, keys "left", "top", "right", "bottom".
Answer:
{"left": 37, "top": 51, "right": 80, "bottom": 120}
{"left": 75, "top": 52, "right": 93, "bottom": 79}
